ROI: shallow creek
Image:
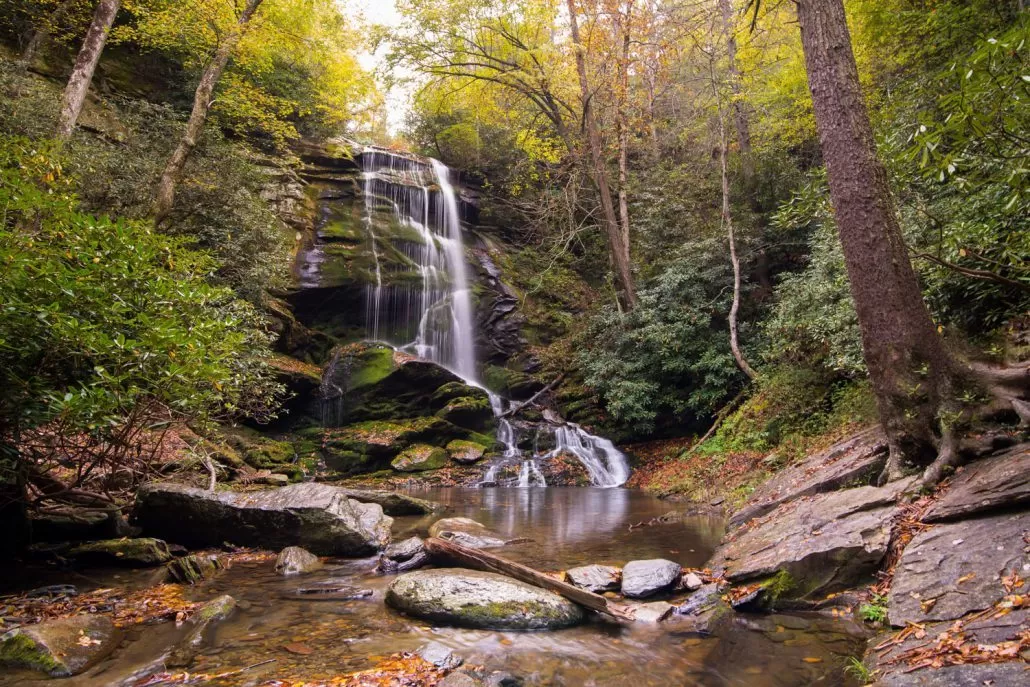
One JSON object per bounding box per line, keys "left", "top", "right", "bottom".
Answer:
{"left": 4, "top": 488, "right": 868, "bottom": 686}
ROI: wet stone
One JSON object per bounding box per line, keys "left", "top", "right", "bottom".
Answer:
{"left": 0, "top": 614, "right": 121, "bottom": 677}
{"left": 566, "top": 564, "right": 621, "bottom": 593}
{"left": 275, "top": 546, "right": 323, "bottom": 576}
{"left": 429, "top": 517, "right": 507, "bottom": 549}
{"left": 621, "top": 559, "right": 682, "bottom": 598}
{"left": 632, "top": 601, "right": 675, "bottom": 623}
{"left": 385, "top": 568, "right": 584, "bottom": 630}
{"left": 416, "top": 641, "right": 464, "bottom": 670}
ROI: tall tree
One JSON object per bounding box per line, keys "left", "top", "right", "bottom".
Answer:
{"left": 55, "top": 0, "right": 120, "bottom": 140}
{"left": 566, "top": 0, "right": 638, "bottom": 309}
{"left": 793, "top": 0, "right": 957, "bottom": 481}
{"left": 152, "top": 0, "right": 265, "bottom": 225}
{"left": 612, "top": 0, "right": 634, "bottom": 276}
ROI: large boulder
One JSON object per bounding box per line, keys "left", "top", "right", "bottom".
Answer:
{"left": 0, "top": 614, "right": 120, "bottom": 677}
{"left": 620, "top": 560, "right": 682, "bottom": 599}
{"left": 337, "top": 488, "right": 443, "bottom": 515}
{"left": 429, "top": 518, "right": 507, "bottom": 549}
{"left": 385, "top": 569, "right": 584, "bottom": 630}
{"left": 134, "top": 482, "right": 392, "bottom": 556}
{"left": 924, "top": 444, "right": 1029, "bottom": 522}
{"left": 447, "top": 440, "right": 488, "bottom": 465}
{"left": 887, "top": 511, "right": 1029, "bottom": 626}
{"left": 710, "top": 478, "right": 915, "bottom": 599}
{"left": 728, "top": 428, "right": 888, "bottom": 529}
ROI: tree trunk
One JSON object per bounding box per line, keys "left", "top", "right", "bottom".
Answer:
{"left": 796, "top": 0, "right": 954, "bottom": 481}
{"left": 719, "top": 0, "right": 753, "bottom": 179}
{"left": 615, "top": 1, "right": 634, "bottom": 273}
{"left": 55, "top": 0, "right": 120, "bottom": 140}
{"left": 152, "top": 0, "right": 265, "bottom": 225}
{"left": 566, "top": 0, "right": 638, "bottom": 310}
{"left": 720, "top": 115, "right": 756, "bottom": 380}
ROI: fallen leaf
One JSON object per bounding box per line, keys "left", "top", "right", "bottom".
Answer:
{"left": 802, "top": 657, "right": 823, "bottom": 664}
{"left": 283, "top": 643, "right": 313, "bottom": 655}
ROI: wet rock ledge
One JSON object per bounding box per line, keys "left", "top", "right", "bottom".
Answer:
{"left": 703, "top": 429, "right": 1029, "bottom": 686}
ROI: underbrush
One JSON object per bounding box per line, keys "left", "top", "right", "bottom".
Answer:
{"left": 628, "top": 371, "right": 877, "bottom": 507}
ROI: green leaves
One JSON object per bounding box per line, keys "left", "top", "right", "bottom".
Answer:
{"left": 0, "top": 136, "right": 282, "bottom": 439}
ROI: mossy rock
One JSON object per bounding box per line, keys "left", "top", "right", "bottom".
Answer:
{"left": 68, "top": 537, "right": 173, "bottom": 567}
{"left": 218, "top": 427, "right": 302, "bottom": 479}
{"left": 391, "top": 445, "right": 449, "bottom": 472}
{"left": 482, "top": 365, "right": 543, "bottom": 400}
{"left": 435, "top": 396, "right": 493, "bottom": 432}
{"left": 0, "top": 615, "right": 121, "bottom": 677}
{"left": 446, "top": 440, "right": 487, "bottom": 465}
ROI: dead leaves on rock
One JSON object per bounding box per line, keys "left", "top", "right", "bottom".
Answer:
{"left": 0, "top": 584, "right": 201, "bottom": 629}
{"left": 876, "top": 576, "right": 1030, "bottom": 674}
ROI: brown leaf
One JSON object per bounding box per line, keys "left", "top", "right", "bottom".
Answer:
{"left": 283, "top": 642, "right": 314, "bottom": 655}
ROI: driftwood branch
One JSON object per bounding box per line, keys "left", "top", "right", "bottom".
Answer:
{"left": 423, "top": 537, "right": 635, "bottom": 622}
{"left": 500, "top": 373, "right": 566, "bottom": 419}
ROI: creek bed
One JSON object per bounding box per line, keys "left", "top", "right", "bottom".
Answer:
{"left": 2, "top": 488, "right": 869, "bottom": 686}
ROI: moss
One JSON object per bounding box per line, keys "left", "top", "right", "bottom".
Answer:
{"left": 391, "top": 444, "right": 449, "bottom": 472}
{"left": 446, "top": 439, "right": 487, "bottom": 463}
{"left": 761, "top": 570, "right": 797, "bottom": 602}
{"left": 346, "top": 345, "right": 397, "bottom": 391}
{"left": 0, "top": 632, "right": 63, "bottom": 675}
{"left": 197, "top": 595, "right": 236, "bottom": 622}
{"left": 69, "top": 537, "right": 172, "bottom": 566}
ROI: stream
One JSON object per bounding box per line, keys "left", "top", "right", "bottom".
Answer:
{"left": 2, "top": 488, "right": 867, "bottom": 686}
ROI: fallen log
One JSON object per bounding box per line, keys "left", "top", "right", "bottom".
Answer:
{"left": 423, "top": 537, "right": 635, "bottom": 622}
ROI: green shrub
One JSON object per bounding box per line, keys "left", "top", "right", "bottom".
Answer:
{"left": 0, "top": 136, "right": 282, "bottom": 492}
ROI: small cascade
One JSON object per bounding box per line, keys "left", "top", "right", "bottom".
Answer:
{"left": 544, "top": 424, "right": 631, "bottom": 488}
{"left": 319, "top": 348, "right": 346, "bottom": 428}
{"left": 517, "top": 460, "right": 547, "bottom": 487}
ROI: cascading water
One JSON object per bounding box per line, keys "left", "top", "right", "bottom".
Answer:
{"left": 356, "top": 147, "right": 629, "bottom": 488}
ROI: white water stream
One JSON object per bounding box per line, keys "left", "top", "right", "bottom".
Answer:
{"left": 357, "top": 148, "right": 629, "bottom": 488}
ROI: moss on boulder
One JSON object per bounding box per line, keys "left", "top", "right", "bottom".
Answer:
{"left": 391, "top": 445, "right": 449, "bottom": 472}
{"left": 68, "top": 537, "right": 173, "bottom": 567}
{"left": 446, "top": 440, "right": 487, "bottom": 465}
{"left": 0, "top": 615, "right": 121, "bottom": 677}
{"left": 435, "top": 396, "right": 493, "bottom": 432}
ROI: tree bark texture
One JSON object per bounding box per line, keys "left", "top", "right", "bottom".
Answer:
{"left": 152, "top": 0, "right": 265, "bottom": 225}
{"left": 796, "top": 0, "right": 954, "bottom": 479}
{"left": 615, "top": 1, "right": 634, "bottom": 273}
{"left": 55, "top": 0, "right": 120, "bottom": 140}
{"left": 566, "top": 0, "right": 638, "bottom": 310}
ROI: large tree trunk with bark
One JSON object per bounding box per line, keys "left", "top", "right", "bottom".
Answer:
{"left": 615, "top": 1, "right": 634, "bottom": 275}
{"left": 55, "top": 0, "right": 120, "bottom": 140}
{"left": 566, "top": 0, "right": 638, "bottom": 310}
{"left": 152, "top": 0, "right": 265, "bottom": 225}
{"left": 796, "top": 0, "right": 955, "bottom": 482}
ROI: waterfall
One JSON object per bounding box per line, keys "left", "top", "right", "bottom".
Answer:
{"left": 543, "top": 424, "right": 631, "bottom": 488}
{"left": 358, "top": 149, "right": 475, "bottom": 377}
{"left": 517, "top": 460, "right": 547, "bottom": 488}
{"left": 356, "top": 147, "right": 630, "bottom": 488}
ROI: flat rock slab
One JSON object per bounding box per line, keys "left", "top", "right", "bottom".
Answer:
{"left": 0, "top": 614, "right": 121, "bottom": 677}
{"left": 729, "top": 428, "right": 887, "bottom": 529}
{"left": 872, "top": 664, "right": 1029, "bottom": 687}
{"left": 869, "top": 609, "right": 1029, "bottom": 686}
{"left": 631, "top": 601, "right": 675, "bottom": 623}
{"left": 621, "top": 559, "right": 682, "bottom": 598}
{"left": 68, "top": 537, "right": 173, "bottom": 567}
{"left": 338, "top": 489, "right": 443, "bottom": 516}
{"left": 385, "top": 568, "right": 584, "bottom": 630}
{"left": 888, "top": 511, "right": 1029, "bottom": 626}
{"left": 712, "top": 479, "right": 915, "bottom": 597}
{"left": 134, "top": 482, "right": 392, "bottom": 556}
{"left": 925, "top": 444, "right": 1030, "bottom": 522}
{"left": 566, "top": 564, "right": 621, "bottom": 593}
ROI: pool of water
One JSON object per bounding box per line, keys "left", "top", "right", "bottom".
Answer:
{"left": 3, "top": 488, "right": 869, "bottom": 686}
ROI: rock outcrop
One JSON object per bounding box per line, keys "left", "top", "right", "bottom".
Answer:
{"left": 711, "top": 478, "right": 915, "bottom": 599}
{"left": 385, "top": 569, "right": 584, "bottom": 630}
{"left": 134, "top": 482, "right": 391, "bottom": 556}
{"left": 275, "top": 546, "right": 323, "bottom": 575}
{"left": 924, "top": 444, "right": 1029, "bottom": 522}
{"left": 67, "top": 537, "right": 173, "bottom": 567}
